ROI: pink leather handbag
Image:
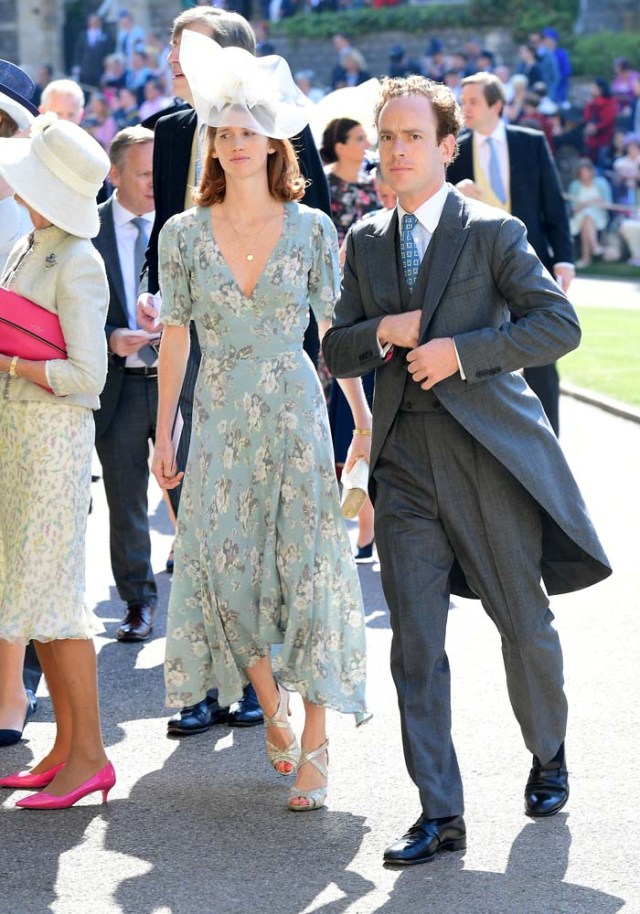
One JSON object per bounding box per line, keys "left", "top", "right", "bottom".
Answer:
{"left": 0, "top": 286, "right": 67, "bottom": 391}
{"left": 0, "top": 286, "right": 67, "bottom": 361}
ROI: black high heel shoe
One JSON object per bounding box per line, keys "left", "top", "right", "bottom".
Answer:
{"left": 354, "top": 539, "right": 375, "bottom": 563}
{"left": 0, "top": 690, "right": 37, "bottom": 747}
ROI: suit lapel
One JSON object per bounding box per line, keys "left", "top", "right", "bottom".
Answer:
{"left": 417, "top": 188, "right": 470, "bottom": 342}
{"left": 363, "top": 209, "right": 403, "bottom": 314}
{"left": 100, "top": 200, "right": 128, "bottom": 324}
{"left": 506, "top": 128, "right": 525, "bottom": 219}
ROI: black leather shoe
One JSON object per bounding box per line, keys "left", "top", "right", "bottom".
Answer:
{"left": 525, "top": 742, "right": 569, "bottom": 817}
{"left": 167, "top": 694, "right": 230, "bottom": 737}
{"left": 228, "top": 682, "right": 264, "bottom": 727}
{"left": 383, "top": 815, "right": 466, "bottom": 866}
{"left": 116, "top": 602, "right": 155, "bottom": 642}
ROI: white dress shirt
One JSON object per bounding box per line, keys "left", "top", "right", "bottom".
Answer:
{"left": 111, "top": 193, "right": 155, "bottom": 368}
{"left": 472, "top": 119, "right": 510, "bottom": 200}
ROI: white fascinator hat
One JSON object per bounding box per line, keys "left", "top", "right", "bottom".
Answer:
{"left": 179, "top": 29, "right": 313, "bottom": 139}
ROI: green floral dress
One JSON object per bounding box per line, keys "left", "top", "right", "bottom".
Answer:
{"left": 159, "top": 203, "right": 369, "bottom": 719}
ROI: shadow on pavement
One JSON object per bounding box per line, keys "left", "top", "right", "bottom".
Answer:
{"left": 377, "top": 815, "right": 624, "bottom": 914}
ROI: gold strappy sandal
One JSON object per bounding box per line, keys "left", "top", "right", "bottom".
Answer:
{"left": 288, "top": 739, "right": 329, "bottom": 812}
{"left": 264, "top": 684, "right": 299, "bottom": 776}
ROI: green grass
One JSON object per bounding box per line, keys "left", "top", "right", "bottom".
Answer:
{"left": 575, "top": 262, "right": 640, "bottom": 280}
{"left": 560, "top": 307, "right": 640, "bottom": 407}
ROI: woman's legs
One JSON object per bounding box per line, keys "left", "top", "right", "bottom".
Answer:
{"left": 0, "top": 641, "right": 29, "bottom": 733}
{"left": 245, "top": 656, "right": 295, "bottom": 774}
{"left": 290, "top": 699, "right": 328, "bottom": 808}
{"left": 32, "top": 638, "right": 108, "bottom": 793}
{"left": 245, "top": 656, "right": 328, "bottom": 797}
{"left": 357, "top": 497, "right": 375, "bottom": 550}
{"left": 578, "top": 215, "right": 600, "bottom": 266}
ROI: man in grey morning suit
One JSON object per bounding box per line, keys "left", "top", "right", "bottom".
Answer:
{"left": 322, "top": 76, "right": 612, "bottom": 866}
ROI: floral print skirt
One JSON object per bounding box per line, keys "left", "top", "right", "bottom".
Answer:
{"left": 0, "top": 401, "right": 102, "bottom": 643}
{"left": 164, "top": 352, "right": 369, "bottom": 721}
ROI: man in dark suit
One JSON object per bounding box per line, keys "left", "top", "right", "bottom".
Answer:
{"left": 93, "top": 126, "right": 159, "bottom": 643}
{"left": 323, "top": 76, "right": 611, "bottom": 866}
{"left": 73, "top": 14, "right": 113, "bottom": 90}
{"left": 137, "top": 6, "right": 331, "bottom": 736}
{"left": 447, "top": 71, "right": 574, "bottom": 435}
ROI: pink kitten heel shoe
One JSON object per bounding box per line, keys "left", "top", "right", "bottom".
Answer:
{"left": 16, "top": 761, "right": 116, "bottom": 809}
{"left": 0, "top": 762, "right": 66, "bottom": 790}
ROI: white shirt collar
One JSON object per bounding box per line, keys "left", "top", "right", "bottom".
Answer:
{"left": 112, "top": 192, "right": 155, "bottom": 227}
{"left": 397, "top": 182, "right": 449, "bottom": 235}
{"left": 475, "top": 119, "right": 507, "bottom": 145}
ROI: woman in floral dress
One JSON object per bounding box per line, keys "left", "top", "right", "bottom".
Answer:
{"left": 152, "top": 32, "right": 370, "bottom": 812}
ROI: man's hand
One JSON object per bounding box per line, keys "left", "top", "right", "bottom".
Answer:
{"left": 406, "top": 338, "right": 459, "bottom": 389}
{"left": 137, "top": 292, "right": 163, "bottom": 333}
{"left": 455, "top": 179, "right": 484, "bottom": 201}
{"left": 378, "top": 310, "right": 422, "bottom": 350}
{"left": 109, "top": 328, "right": 157, "bottom": 357}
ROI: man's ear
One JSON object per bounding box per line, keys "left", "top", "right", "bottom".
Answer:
{"left": 108, "top": 164, "right": 119, "bottom": 187}
{"left": 440, "top": 134, "right": 456, "bottom": 165}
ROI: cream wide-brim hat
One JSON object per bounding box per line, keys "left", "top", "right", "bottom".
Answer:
{"left": 0, "top": 90, "right": 35, "bottom": 131}
{"left": 0, "top": 114, "right": 110, "bottom": 238}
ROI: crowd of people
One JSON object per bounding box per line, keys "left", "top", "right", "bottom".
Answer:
{"left": 0, "top": 2, "right": 619, "bottom": 866}
{"left": 29, "top": 11, "right": 640, "bottom": 269}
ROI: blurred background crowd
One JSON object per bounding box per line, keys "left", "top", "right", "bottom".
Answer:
{"left": 12, "top": 7, "right": 640, "bottom": 269}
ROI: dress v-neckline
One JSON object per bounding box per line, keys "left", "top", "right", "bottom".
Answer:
{"left": 205, "top": 203, "right": 290, "bottom": 301}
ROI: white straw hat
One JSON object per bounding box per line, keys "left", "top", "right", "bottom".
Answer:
{"left": 0, "top": 90, "right": 35, "bottom": 131}
{"left": 179, "top": 29, "right": 313, "bottom": 139}
{"left": 0, "top": 113, "right": 110, "bottom": 238}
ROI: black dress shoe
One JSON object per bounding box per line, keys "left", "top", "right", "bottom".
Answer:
{"left": 0, "top": 690, "right": 37, "bottom": 747}
{"left": 383, "top": 814, "right": 466, "bottom": 866}
{"left": 228, "top": 682, "right": 264, "bottom": 727}
{"left": 167, "top": 694, "right": 230, "bottom": 737}
{"left": 525, "top": 742, "right": 569, "bottom": 817}
{"left": 116, "top": 602, "right": 155, "bottom": 642}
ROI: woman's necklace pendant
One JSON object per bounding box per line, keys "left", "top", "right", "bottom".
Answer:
{"left": 246, "top": 253, "right": 254, "bottom": 261}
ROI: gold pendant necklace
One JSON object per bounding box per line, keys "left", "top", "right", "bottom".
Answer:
{"left": 226, "top": 212, "right": 276, "bottom": 262}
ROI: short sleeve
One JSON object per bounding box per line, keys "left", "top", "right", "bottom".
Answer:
{"left": 308, "top": 211, "right": 341, "bottom": 324}
{"left": 158, "top": 217, "right": 193, "bottom": 326}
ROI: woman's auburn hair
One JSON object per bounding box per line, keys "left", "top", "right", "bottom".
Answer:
{"left": 194, "top": 128, "right": 307, "bottom": 206}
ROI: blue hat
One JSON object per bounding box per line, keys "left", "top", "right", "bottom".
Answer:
{"left": 389, "top": 45, "right": 405, "bottom": 60}
{"left": 542, "top": 27, "right": 559, "bottom": 40}
{"left": 0, "top": 60, "right": 38, "bottom": 128}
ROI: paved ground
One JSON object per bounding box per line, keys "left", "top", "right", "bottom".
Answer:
{"left": 1, "top": 278, "right": 639, "bottom": 914}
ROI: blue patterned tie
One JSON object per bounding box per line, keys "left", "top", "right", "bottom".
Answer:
{"left": 400, "top": 213, "right": 421, "bottom": 290}
{"left": 487, "top": 137, "right": 506, "bottom": 204}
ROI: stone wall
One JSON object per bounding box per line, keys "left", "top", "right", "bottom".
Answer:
{"left": 270, "top": 28, "right": 516, "bottom": 88}
{"left": 0, "top": 0, "right": 18, "bottom": 63}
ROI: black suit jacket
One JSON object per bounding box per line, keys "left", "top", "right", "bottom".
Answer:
{"left": 92, "top": 196, "right": 132, "bottom": 438}
{"left": 447, "top": 126, "right": 573, "bottom": 271}
{"left": 74, "top": 32, "right": 113, "bottom": 88}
